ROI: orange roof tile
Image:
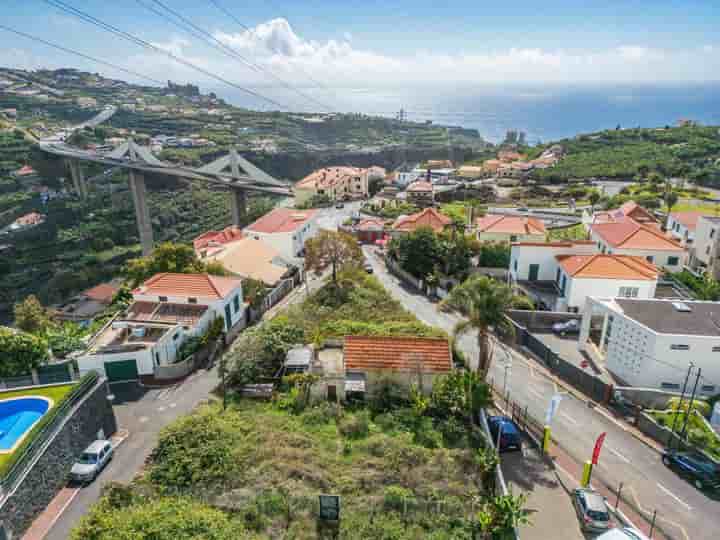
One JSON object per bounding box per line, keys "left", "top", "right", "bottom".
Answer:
{"left": 133, "top": 273, "right": 242, "bottom": 300}
{"left": 295, "top": 166, "right": 365, "bottom": 189}
{"left": 344, "top": 336, "right": 452, "bottom": 373}
{"left": 670, "top": 211, "right": 708, "bottom": 231}
{"left": 82, "top": 283, "right": 119, "bottom": 304}
{"left": 591, "top": 221, "right": 683, "bottom": 251}
{"left": 556, "top": 254, "right": 659, "bottom": 280}
{"left": 392, "top": 208, "right": 452, "bottom": 233}
{"left": 512, "top": 240, "right": 594, "bottom": 247}
{"left": 245, "top": 208, "right": 317, "bottom": 234}
{"left": 14, "top": 212, "right": 45, "bottom": 226}
{"left": 406, "top": 180, "right": 433, "bottom": 192}
{"left": 476, "top": 214, "right": 546, "bottom": 235}
{"left": 356, "top": 218, "right": 386, "bottom": 231}
{"left": 193, "top": 226, "right": 243, "bottom": 251}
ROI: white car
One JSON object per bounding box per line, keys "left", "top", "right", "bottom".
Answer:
{"left": 596, "top": 528, "right": 650, "bottom": 540}
{"left": 70, "top": 440, "right": 113, "bottom": 484}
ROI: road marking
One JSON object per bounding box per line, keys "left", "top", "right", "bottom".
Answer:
{"left": 607, "top": 446, "right": 631, "bottom": 464}
{"left": 528, "top": 387, "right": 544, "bottom": 399}
{"left": 656, "top": 483, "right": 692, "bottom": 511}
{"left": 559, "top": 412, "right": 578, "bottom": 426}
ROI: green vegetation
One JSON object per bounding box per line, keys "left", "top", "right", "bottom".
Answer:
{"left": 389, "top": 227, "right": 477, "bottom": 281}
{"left": 547, "top": 223, "right": 588, "bottom": 242}
{"left": 0, "top": 130, "right": 32, "bottom": 173}
{"left": 0, "top": 381, "right": 77, "bottom": 473}
{"left": 651, "top": 409, "right": 720, "bottom": 461}
{"left": 366, "top": 201, "right": 420, "bottom": 219}
{"left": 304, "top": 230, "right": 364, "bottom": 284}
{"left": 477, "top": 243, "right": 511, "bottom": 268}
{"left": 672, "top": 270, "right": 720, "bottom": 301}
{"left": 123, "top": 242, "right": 227, "bottom": 287}
{"left": 295, "top": 193, "right": 331, "bottom": 209}
{"left": 0, "top": 327, "right": 48, "bottom": 377}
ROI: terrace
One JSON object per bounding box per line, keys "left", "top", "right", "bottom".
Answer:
{"left": 87, "top": 321, "right": 175, "bottom": 355}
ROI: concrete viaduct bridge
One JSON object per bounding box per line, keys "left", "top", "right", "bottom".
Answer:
{"left": 40, "top": 140, "right": 291, "bottom": 255}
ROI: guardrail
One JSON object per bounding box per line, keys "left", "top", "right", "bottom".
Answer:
{"left": 0, "top": 372, "right": 99, "bottom": 500}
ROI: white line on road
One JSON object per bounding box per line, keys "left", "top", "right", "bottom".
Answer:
{"left": 559, "top": 412, "right": 578, "bottom": 426}
{"left": 528, "top": 387, "right": 544, "bottom": 399}
{"left": 656, "top": 483, "right": 692, "bottom": 511}
{"left": 607, "top": 446, "right": 631, "bottom": 464}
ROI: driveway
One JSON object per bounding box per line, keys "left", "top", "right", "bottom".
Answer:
{"left": 365, "top": 247, "right": 713, "bottom": 540}
{"left": 43, "top": 368, "right": 219, "bottom": 540}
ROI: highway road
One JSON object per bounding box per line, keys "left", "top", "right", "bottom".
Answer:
{"left": 364, "top": 246, "right": 718, "bottom": 540}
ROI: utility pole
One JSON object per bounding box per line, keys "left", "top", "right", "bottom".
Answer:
{"left": 680, "top": 368, "right": 702, "bottom": 440}
{"left": 669, "top": 362, "right": 694, "bottom": 448}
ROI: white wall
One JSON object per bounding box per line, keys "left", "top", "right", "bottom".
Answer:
{"left": 564, "top": 276, "right": 656, "bottom": 311}
{"left": 590, "top": 231, "right": 685, "bottom": 272}
{"left": 693, "top": 216, "right": 718, "bottom": 266}
{"left": 510, "top": 243, "right": 596, "bottom": 281}
{"left": 666, "top": 216, "right": 694, "bottom": 245}
{"left": 247, "top": 215, "right": 318, "bottom": 259}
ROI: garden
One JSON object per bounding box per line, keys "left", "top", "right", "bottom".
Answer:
{"left": 649, "top": 399, "right": 720, "bottom": 461}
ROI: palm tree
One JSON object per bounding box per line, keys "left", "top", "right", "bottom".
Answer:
{"left": 441, "top": 275, "right": 514, "bottom": 379}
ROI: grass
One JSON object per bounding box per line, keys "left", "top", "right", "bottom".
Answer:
{"left": 670, "top": 201, "right": 720, "bottom": 214}
{"left": 0, "top": 382, "right": 77, "bottom": 471}
{"left": 650, "top": 409, "right": 720, "bottom": 461}
{"left": 547, "top": 223, "right": 589, "bottom": 241}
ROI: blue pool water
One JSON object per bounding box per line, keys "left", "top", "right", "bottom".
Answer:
{"left": 0, "top": 397, "right": 50, "bottom": 451}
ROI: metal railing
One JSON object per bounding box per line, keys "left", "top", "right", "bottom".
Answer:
{"left": 0, "top": 372, "right": 99, "bottom": 500}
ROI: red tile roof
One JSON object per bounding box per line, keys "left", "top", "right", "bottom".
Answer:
{"left": 406, "top": 180, "right": 433, "bottom": 192}
{"left": 392, "top": 207, "right": 452, "bottom": 233}
{"left": 193, "top": 226, "right": 243, "bottom": 252}
{"left": 133, "top": 273, "right": 242, "bottom": 300}
{"left": 619, "top": 201, "right": 659, "bottom": 224}
{"left": 82, "top": 283, "right": 119, "bottom": 304}
{"left": 512, "top": 240, "right": 594, "bottom": 247}
{"left": 14, "top": 212, "right": 45, "bottom": 226}
{"left": 556, "top": 254, "right": 659, "bottom": 280}
{"left": 476, "top": 214, "right": 546, "bottom": 235}
{"left": 245, "top": 208, "right": 317, "bottom": 234}
{"left": 356, "top": 218, "right": 386, "bottom": 231}
{"left": 344, "top": 336, "right": 452, "bottom": 373}
{"left": 591, "top": 221, "right": 683, "bottom": 251}
{"left": 670, "top": 211, "right": 707, "bottom": 231}
{"left": 14, "top": 165, "right": 36, "bottom": 176}
{"left": 295, "top": 167, "right": 365, "bottom": 189}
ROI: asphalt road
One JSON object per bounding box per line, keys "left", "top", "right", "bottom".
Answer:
{"left": 44, "top": 368, "right": 220, "bottom": 540}
{"left": 364, "top": 247, "right": 718, "bottom": 540}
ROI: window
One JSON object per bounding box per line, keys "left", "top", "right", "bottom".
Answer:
{"left": 159, "top": 296, "right": 168, "bottom": 302}
{"left": 670, "top": 344, "right": 690, "bottom": 350}
{"left": 661, "top": 382, "right": 680, "bottom": 390}
{"left": 711, "top": 229, "right": 716, "bottom": 239}
{"left": 188, "top": 297, "right": 197, "bottom": 304}
{"left": 173, "top": 332, "right": 180, "bottom": 341}
{"left": 707, "top": 246, "right": 712, "bottom": 255}
{"left": 556, "top": 268, "right": 561, "bottom": 283}
{"left": 713, "top": 346, "right": 720, "bottom": 352}
{"left": 645, "top": 256, "right": 654, "bottom": 263}
{"left": 513, "top": 259, "right": 518, "bottom": 271}
{"left": 702, "top": 385, "right": 716, "bottom": 393}
{"left": 510, "top": 235, "right": 518, "bottom": 242}
{"left": 155, "top": 352, "right": 160, "bottom": 366}
{"left": 560, "top": 275, "right": 567, "bottom": 296}
{"left": 667, "top": 256, "right": 679, "bottom": 266}
{"left": 618, "top": 287, "right": 639, "bottom": 298}
{"left": 233, "top": 294, "right": 240, "bottom": 313}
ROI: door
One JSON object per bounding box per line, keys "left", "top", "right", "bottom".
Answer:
{"left": 528, "top": 264, "right": 539, "bottom": 281}
{"left": 104, "top": 359, "right": 139, "bottom": 383}
{"left": 224, "top": 304, "right": 232, "bottom": 331}
{"left": 327, "top": 385, "right": 337, "bottom": 402}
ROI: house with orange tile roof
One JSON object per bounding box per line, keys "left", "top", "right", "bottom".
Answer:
{"left": 476, "top": 214, "right": 546, "bottom": 244}
{"left": 405, "top": 180, "right": 434, "bottom": 207}
{"left": 77, "top": 273, "right": 245, "bottom": 381}
{"left": 353, "top": 217, "right": 387, "bottom": 244}
{"left": 9, "top": 211, "right": 45, "bottom": 230}
{"left": 666, "top": 211, "right": 709, "bottom": 245}
{"left": 244, "top": 207, "right": 319, "bottom": 259}
{"left": 392, "top": 207, "right": 452, "bottom": 234}
{"left": 585, "top": 200, "right": 661, "bottom": 229}
{"left": 293, "top": 166, "right": 371, "bottom": 205}
{"left": 340, "top": 336, "right": 452, "bottom": 396}
{"left": 193, "top": 226, "right": 243, "bottom": 256}
{"left": 200, "top": 237, "right": 294, "bottom": 286}
{"left": 590, "top": 220, "right": 685, "bottom": 271}
{"left": 52, "top": 280, "right": 121, "bottom": 324}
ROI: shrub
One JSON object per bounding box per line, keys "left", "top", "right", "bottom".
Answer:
{"left": 301, "top": 402, "right": 340, "bottom": 426}
{"left": 338, "top": 411, "right": 370, "bottom": 439}
{"left": 0, "top": 328, "right": 48, "bottom": 377}
{"left": 384, "top": 485, "right": 416, "bottom": 511}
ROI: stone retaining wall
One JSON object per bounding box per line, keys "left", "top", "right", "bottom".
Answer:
{"left": 0, "top": 380, "right": 117, "bottom": 537}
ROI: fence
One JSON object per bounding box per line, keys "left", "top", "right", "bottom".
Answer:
{"left": 384, "top": 256, "right": 425, "bottom": 291}
{"left": 508, "top": 317, "right": 613, "bottom": 404}
{"left": 0, "top": 372, "right": 99, "bottom": 499}
{"left": 0, "top": 362, "right": 75, "bottom": 390}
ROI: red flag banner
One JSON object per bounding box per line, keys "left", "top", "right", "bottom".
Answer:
{"left": 592, "top": 432, "right": 607, "bottom": 465}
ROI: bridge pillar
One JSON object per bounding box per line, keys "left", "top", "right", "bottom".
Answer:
{"left": 128, "top": 170, "right": 154, "bottom": 256}
{"left": 67, "top": 159, "right": 88, "bottom": 199}
{"left": 229, "top": 188, "right": 247, "bottom": 227}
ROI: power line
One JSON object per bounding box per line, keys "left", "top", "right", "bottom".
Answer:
{"left": 41, "top": 0, "right": 287, "bottom": 110}
{"left": 138, "top": 0, "right": 333, "bottom": 112}
{"left": 205, "top": 0, "right": 332, "bottom": 94}
{"left": 0, "top": 24, "right": 164, "bottom": 86}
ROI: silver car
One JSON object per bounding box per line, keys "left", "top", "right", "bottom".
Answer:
{"left": 70, "top": 440, "right": 113, "bottom": 484}
{"left": 573, "top": 488, "right": 611, "bottom": 532}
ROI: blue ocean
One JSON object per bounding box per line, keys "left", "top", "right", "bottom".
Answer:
{"left": 219, "top": 83, "right": 720, "bottom": 144}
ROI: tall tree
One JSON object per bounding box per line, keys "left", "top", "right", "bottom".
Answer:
{"left": 391, "top": 226, "right": 442, "bottom": 279}
{"left": 441, "top": 276, "right": 514, "bottom": 378}
{"left": 14, "top": 294, "right": 51, "bottom": 334}
{"left": 664, "top": 185, "right": 679, "bottom": 230}
{"left": 304, "top": 230, "right": 363, "bottom": 283}
{"left": 123, "top": 242, "right": 225, "bottom": 287}
{"left": 588, "top": 191, "right": 601, "bottom": 213}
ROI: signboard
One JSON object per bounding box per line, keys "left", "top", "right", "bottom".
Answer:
{"left": 592, "top": 432, "right": 607, "bottom": 465}
{"left": 545, "top": 394, "right": 563, "bottom": 425}
{"left": 319, "top": 494, "right": 341, "bottom": 521}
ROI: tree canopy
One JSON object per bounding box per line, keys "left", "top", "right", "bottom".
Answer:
{"left": 304, "top": 230, "right": 363, "bottom": 283}
{"left": 123, "top": 242, "right": 226, "bottom": 287}
{"left": 0, "top": 328, "right": 48, "bottom": 377}
{"left": 14, "top": 294, "right": 51, "bottom": 334}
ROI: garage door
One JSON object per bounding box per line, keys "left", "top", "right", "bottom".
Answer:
{"left": 104, "top": 359, "right": 139, "bottom": 383}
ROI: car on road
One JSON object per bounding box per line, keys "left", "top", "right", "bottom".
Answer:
{"left": 552, "top": 319, "right": 580, "bottom": 336}
{"left": 572, "top": 488, "right": 612, "bottom": 532}
{"left": 363, "top": 261, "right": 374, "bottom": 274}
{"left": 596, "top": 528, "right": 649, "bottom": 540}
{"left": 335, "top": 202, "right": 345, "bottom": 209}
{"left": 487, "top": 416, "right": 523, "bottom": 452}
{"left": 70, "top": 440, "right": 113, "bottom": 485}
{"left": 662, "top": 450, "right": 720, "bottom": 491}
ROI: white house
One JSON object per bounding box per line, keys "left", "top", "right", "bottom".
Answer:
{"left": 76, "top": 273, "right": 245, "bottom": 382}
{"left": 478, "top": 214, "right": 547, "bottom": 244}
{"left": 590, "top": 220, "right": 685, "bottom": 272}
{"left": 244, "top": 208, "right": 319, "bottom": 260}
{"left": 509, "top": 241, "right": 659, "bottom": 311}
{"left": 666, "top": 211, "right": 707, "bottom": 246}
{"left": 579, "top": 298, "right": 720, "bottom": 395}
{"left": 690, "top": 215, "right": 720, "bottom": 270}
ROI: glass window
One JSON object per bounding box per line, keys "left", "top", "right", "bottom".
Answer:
{"left": 702, "top": 385, "right": 716, "bottom": 393}
{"left": 661, "top": 382, "right": 680, "bottom": 390}
{"left": 713, "top": 346, "right": 720, "bottom": 352}
{"left": 510, "top": 235, "right": 517, "bottom": 242}
{"left": 670, "top": 344, "right": 690, "bottom": 350}
{"left": 619, "top": 287, "right": 639, "bottom": 298}
{"left": 645, "top": 256, "right": 653, "bottom": 263}
{"left": 159, "top": 296, "right": 168, "bottom": 302}
{"left": 188, "top": 297, "right": 197, "bottom": 304}
{"left": 233, "top": 294, "right": 240, "bottom": 313}
{"left": 667, "top": 256, "right": 679, "bottom": 266}
{"left": 513, "top": 259, "right": 518, "bottom": 271}
{"left": 711, "top": 229, "right": 716, "bottom": 239}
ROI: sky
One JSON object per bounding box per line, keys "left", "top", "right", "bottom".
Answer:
{"left": 1, "top": 0, "right": 720, "bottom": 111}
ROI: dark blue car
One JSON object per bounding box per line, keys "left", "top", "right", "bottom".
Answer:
{"left": 662, "top": 450, "right": 720, "bottom": 491}
{"left": 487, "top": 416, "right": 523, "bottom": 452}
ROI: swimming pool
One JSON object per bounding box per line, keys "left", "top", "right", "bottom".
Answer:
{"left": 0, "top": 397, "right": 52, "bottom": 453}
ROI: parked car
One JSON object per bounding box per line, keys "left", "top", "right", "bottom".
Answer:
{"left": 335, "top": 202, "right": 345, "bottom": 209}
{"left": 552, "top": 319, "right": 580, "bottom": 336}
{"left": 487, "top": 416, "right": 522, "bottom": 452}
{"left": 363, "top": 261, "right": 374, "bottom": 274}
{"left": 70, "top": 440, "right": 113, "bottom": 484}
{"left": 596, "top": 528, "right": 649, "bottom": 540}
{"left": 662, "top": 450, "right": 720, "bottom": 491}
{"left": 572, "top": 488, "right": 612, "bottom": 532}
